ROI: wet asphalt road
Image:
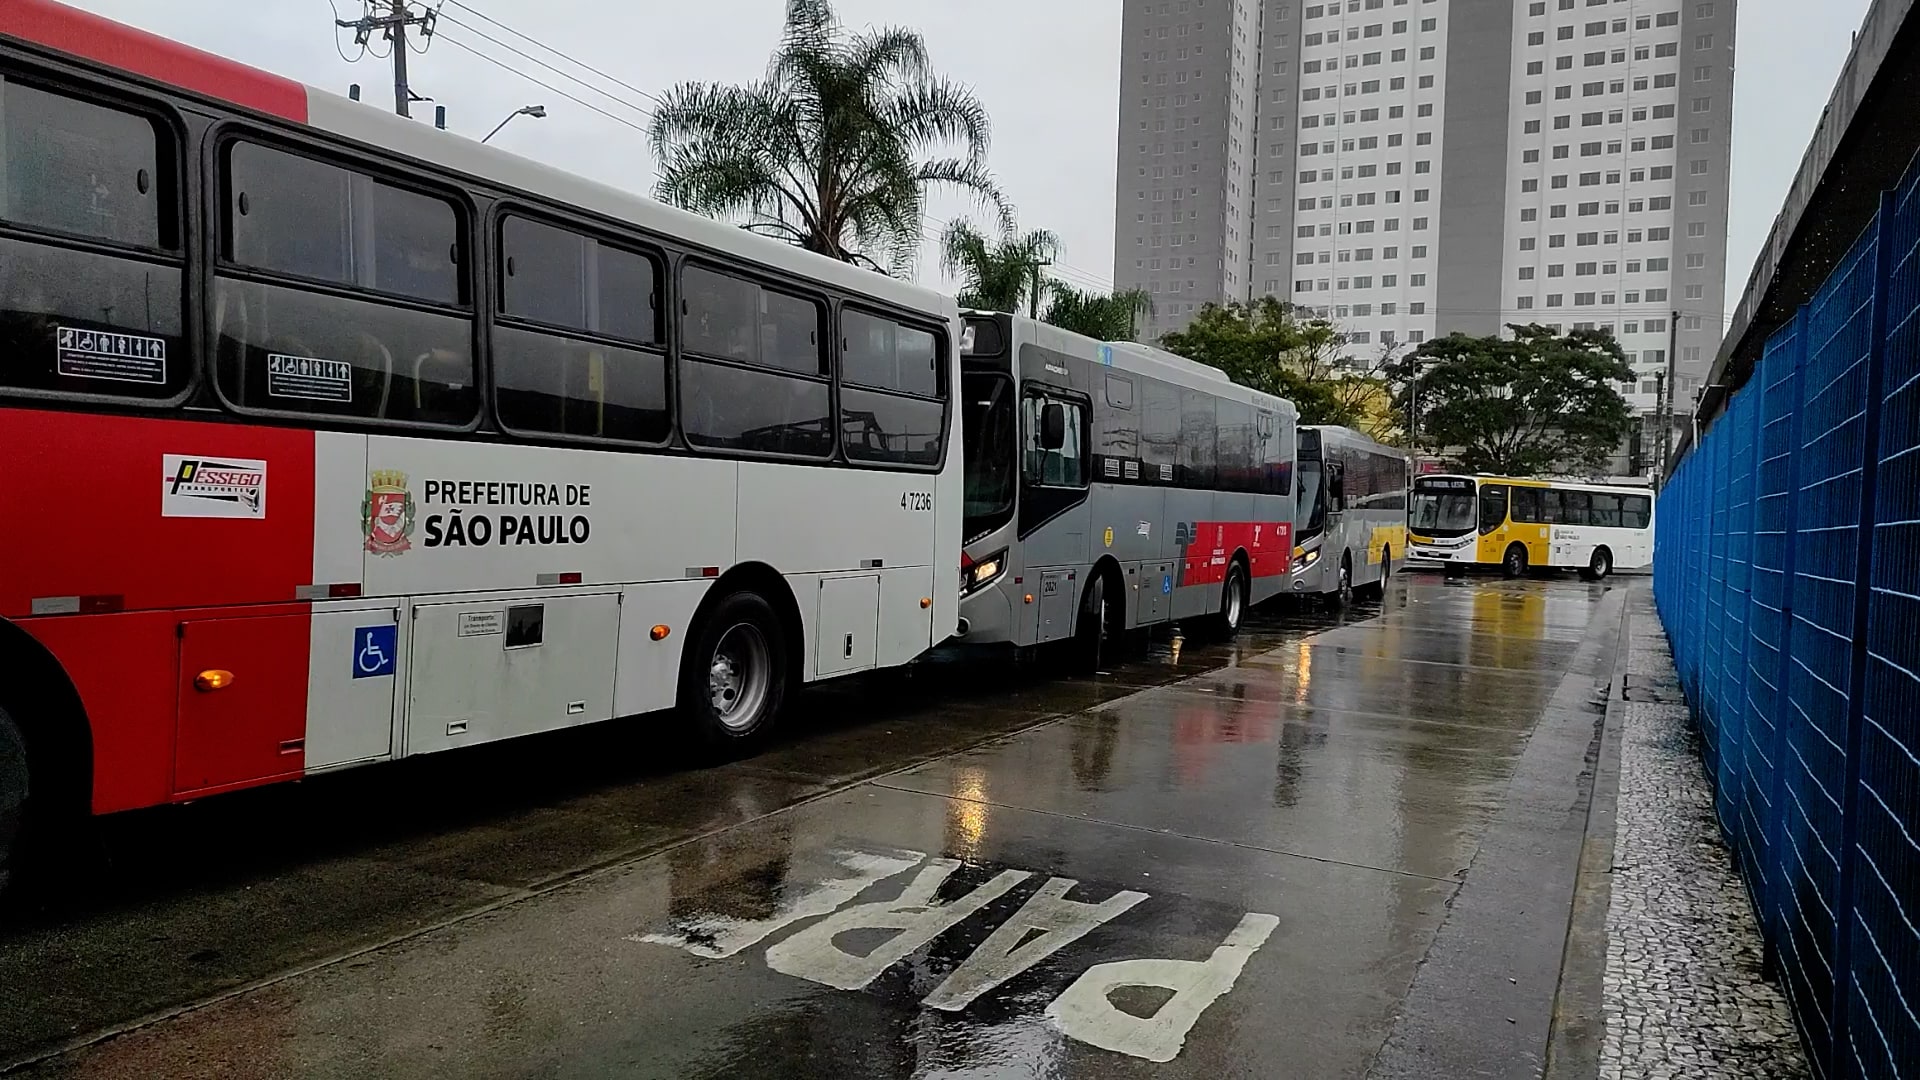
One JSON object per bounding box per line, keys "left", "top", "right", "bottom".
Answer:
{"left": 2, "top": 571, "right": 1630, "bottom": 1078}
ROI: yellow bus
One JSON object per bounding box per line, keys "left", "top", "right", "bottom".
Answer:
{"left": 1406, "top": 474, "right": 1653, "bottom": 580}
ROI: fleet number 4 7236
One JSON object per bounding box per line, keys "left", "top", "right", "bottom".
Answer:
{"left": 901, "top": 492, "right": 932, "bottom": 511}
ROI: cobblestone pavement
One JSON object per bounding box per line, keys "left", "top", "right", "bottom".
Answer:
{"left": 1600, "top": 591, "right": 1808, "bottom": 1079}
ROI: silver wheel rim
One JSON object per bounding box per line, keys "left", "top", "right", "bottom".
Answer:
{"left": 1226, "top": 575, "right": 1243, "bottom": 628}
{"left": 708, "top": 622, "right": 771, "bottom": 732}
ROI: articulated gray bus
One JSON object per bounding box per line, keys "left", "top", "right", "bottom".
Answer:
{"left": 954, "top": 313, "right": 1298, "bottom": 666}
{"left": 1288, "top": 426, "right": 1411, "bottom": 606}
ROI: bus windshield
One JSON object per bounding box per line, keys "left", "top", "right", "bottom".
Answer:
{"left": 962, "top": 372, "right": 1016, "bottom": 538}
{"left": 1295, "top": 459, "right": 1327, "bottom": 538}
{"left": 1409, "top": 479, "right": 1477, "bottom": 536}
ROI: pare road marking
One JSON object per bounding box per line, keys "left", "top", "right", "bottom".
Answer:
{"left": 630, "top": 850, "right": 1275, "bottom": 1063}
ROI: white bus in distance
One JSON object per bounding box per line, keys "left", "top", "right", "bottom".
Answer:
{"left": 1289, "top": 426, "right": 1409, "bottom": 605}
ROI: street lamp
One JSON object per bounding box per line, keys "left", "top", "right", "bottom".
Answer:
{"left": 482, "top": 104, "right": 547, "bottom": 144}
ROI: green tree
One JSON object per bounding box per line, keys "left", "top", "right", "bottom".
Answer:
{"left": 1039, "top": 281, "right": 1154, "bottom": 341}
{"left": 648, "top": 0, "right": 1007, "bottom": 273}
{"left": 939, "top": 220, "right": 1060, "bottom": 316}
{"left": 1157, "top": 298, "right": 1355, "bottom": 425}
{"left": 1397, "top": 324, "right": 1634, "bottom": 474}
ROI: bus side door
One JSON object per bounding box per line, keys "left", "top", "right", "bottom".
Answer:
{"left": 1474, "top": 483, "right": 1511, "bottom": 564}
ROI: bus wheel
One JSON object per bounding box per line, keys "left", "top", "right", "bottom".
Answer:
{"left": 1217, "top": 562, "right": 1249, "bottom": 636}
{"left": 1071, "top": 574, "right": 1112, "bottom": 674}
{"left": 0, "top": 705, "right": 27, "bottom": 898}
{"left": 1580, "top": 547, "right": 1613, "bottom": 582}
{"left": 1502, "top": 543, "right": 1529, "bottom": 579}
{"left": 1330, "top": 556, "right": 1354, "bottom": 609}
{"left": 680, "top": 590, "right": 788, "bottom": 755}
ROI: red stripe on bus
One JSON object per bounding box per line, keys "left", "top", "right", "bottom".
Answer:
{"left": 2, "top": 0, "right": 309, "bottom": 122}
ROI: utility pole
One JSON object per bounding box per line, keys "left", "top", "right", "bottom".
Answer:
{"left": 1026, "top": 259, "right": 1053, "bottom": 321}
{"left": 1663, "top": 307, "right": 1680, "bottom": 474}
{"left": 1653, "top": 370, "right": 1668, "bottom": 479}
{"left": 337, "top": 0, "right": 437, "bottom": 118}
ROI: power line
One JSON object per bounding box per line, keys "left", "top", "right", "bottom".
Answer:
{"left": 442, "top": 0, "right": 667, "bottom": 108}
{"left": 436, "top": 11, "right": 659, "bottom": 120}
{"left": 435, "top": 33, "right": 653, "bottom": 135}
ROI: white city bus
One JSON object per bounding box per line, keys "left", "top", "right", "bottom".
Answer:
{"left": 1289, "top": 426, "right": 1409, "bottom": 605}
{"left": 954, "top": 313, "right": 1297, "bottom": 667}
{"left": 0, "top": 0, "right": 957, "bottom": 887}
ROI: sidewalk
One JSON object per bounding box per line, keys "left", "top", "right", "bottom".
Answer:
{"left": 1596, "top": 588, "right": 1807, "bottom": 1078}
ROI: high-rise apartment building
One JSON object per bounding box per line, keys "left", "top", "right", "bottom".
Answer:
{"left": 1113, "top": 0, "right": 1735, "bottom": 431}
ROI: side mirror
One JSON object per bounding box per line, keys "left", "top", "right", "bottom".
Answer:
{"left": 1040, "top": 402, "right": 1067, "bottom": 451}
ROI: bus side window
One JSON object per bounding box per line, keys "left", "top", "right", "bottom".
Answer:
{"left": 840, "top": 309, "right": 944, "bottom": 467}
{"left": 494, "top": 214, "right": 668, "bottom": 445}
{"left": 1023, "top": 395, "right": 1087, "bottom": 487}
{"left": 1512, "top": 487, "right": 1541, "bottom": 523}
{"left": 0, "top": 77, "right": 187, "bottom": 402}
{"left": 1541, "top": 489, "right": 1564, "bottom": 523}
{"left": 1624, "top": 494, "right": 1652, "bottom": 529}
{"left": 1562, "top": 491, "right": 1592, "bottom": 526}
{"left": 1479, "top": 483, "right": 1509, "bottom": 534}
{"left": 1590, "top": 493, "right": 1622, "bottom": 527}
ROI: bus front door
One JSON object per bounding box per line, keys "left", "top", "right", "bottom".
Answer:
{"left": 1475, "top": 483, "right": 1512, "bottom": 565}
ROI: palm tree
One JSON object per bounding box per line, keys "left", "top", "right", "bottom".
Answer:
{"left": 1041, "top": 281, "right": 1154, "bottom": 342}
{"left": 939, "top": 220, "right": 1060, "bottom": 316}
{"left": 648, "top": 0, "right": 1009, "bottom": 273}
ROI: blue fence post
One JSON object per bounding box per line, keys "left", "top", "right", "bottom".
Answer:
{"left": 1828, "top": 191, "right": 1895, "bottom": 1080}
{"left": 1764, "top": 305, "right": 1810, "bottom": 978}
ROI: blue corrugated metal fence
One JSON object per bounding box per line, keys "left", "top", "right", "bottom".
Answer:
{"left": 1656, "top": 161, "right": 1920, "bottom": 1079}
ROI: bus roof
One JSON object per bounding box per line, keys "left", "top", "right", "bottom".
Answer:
{"left": 985, "top": 315, "right": 1297, "bottom": 417}
{"left": 1, "top": 0, "right": 952, "bottom": 322}
{"left": 1415, "top": 473, "right": 1656, "bottom": 495}
{"left": 1301, "top": 425, "right": 1407, "bottom": 457}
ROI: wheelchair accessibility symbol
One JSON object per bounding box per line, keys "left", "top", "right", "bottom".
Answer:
{"left": 353, "top": 624, "right": 396, "bottom": 679}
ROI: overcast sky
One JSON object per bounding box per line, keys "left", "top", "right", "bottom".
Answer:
{"left": 69, "top": 0, "right": 1873, "bottom": 318}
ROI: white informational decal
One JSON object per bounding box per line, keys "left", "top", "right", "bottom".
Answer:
{"left": 58, "top": 326, "right": 167, "bottom": 385}
{"left": 1046, "top": 911, "right": 1280, "bottom": 1063}
{"left": 1137, "top": 521, "right": 1151, "bottom": 537}
{"left": 457, "top": 611, "right": 504, "bottom": 637}
{"left": 162, "top": 455, "right": 267, "bottom": 519}
{"left": 267, "top": 353, "right": 353, "bottom": 402}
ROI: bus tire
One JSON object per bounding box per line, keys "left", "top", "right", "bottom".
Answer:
{"left": 1360, "top": 546, "right": 1391, "bottom": 601}
{"left": 1330, "top": 554, "right": 1354, "bottom": 609}
{"left": 1071, "top": 572, "right": 1117, "bottom": 674}
{"left": 1502, "top": 543, "right": 1529, "bottom": 579}
{"left": 0, "top": 705, "right": 26, "bottom": 900}
{"left": 679, "top": 590, "right": 788, "bottom": 757}
{"left": 1216, "top": 561, "right": 1250, "bottom": 637}
{"left": 1580, "top": 546, "right": 1613, "bottom": 582}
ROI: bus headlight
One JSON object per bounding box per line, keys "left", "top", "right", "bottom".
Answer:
{"left": 1291, "top": 549, "right": 1321, "bottom": 572}
{"left": 963, "top": 549, "right": 1008, "bottom": 593}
